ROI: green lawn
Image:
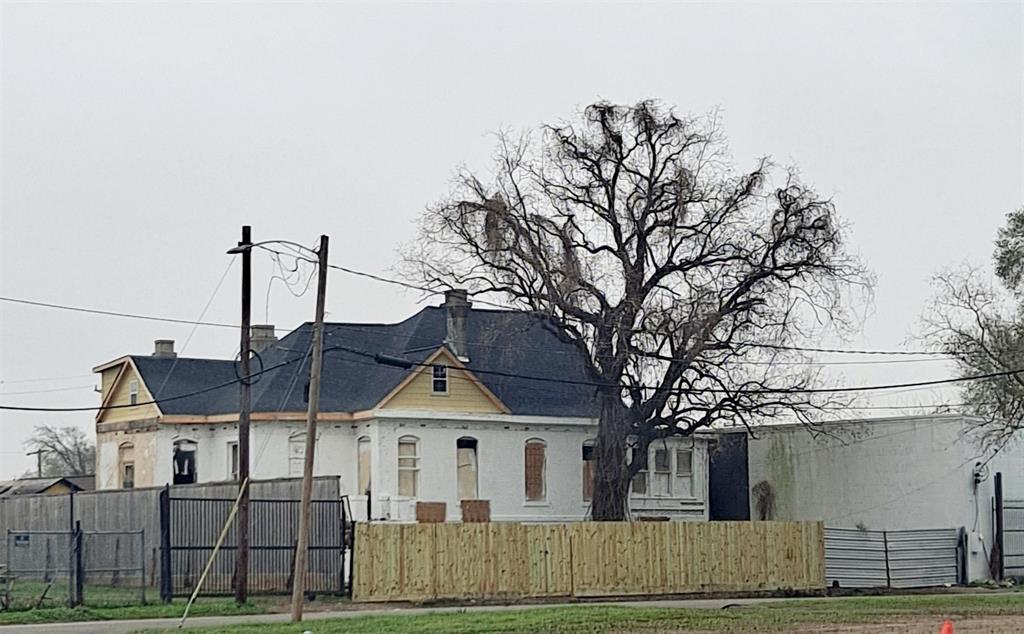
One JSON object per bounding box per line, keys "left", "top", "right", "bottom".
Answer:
{"left": 0, "top": 597, "right": 267, "bottom": 626}
{"left": 168, "top": 594, "right": 1024, "bottom": 633}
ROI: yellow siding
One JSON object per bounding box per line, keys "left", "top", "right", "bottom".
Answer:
{"left": 98, "top": 364, "right": 160, "bottom": 424}
{"left": 382, "top": 363, "right": 503, "bottom": 413}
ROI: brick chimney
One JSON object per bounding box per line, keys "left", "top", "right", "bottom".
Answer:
{"left": 153, "top": 339, "right": 176, "bottom": 358}
{"left": 442, "top": 289, "right": 471, "bottom": 361}
{"left": 250, "top": 325, "right": 278, "bottom": 353}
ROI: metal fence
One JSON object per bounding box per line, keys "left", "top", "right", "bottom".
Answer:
{"left": 4, "top": 526, "right": 145, "bottom": 608}
{"left": 160, "top": 490, "right": 352, "bottom": 600}
{"left": 1002, "top": 499, "right": 1024, "bottom": 577}
{"left": 825, "top": 527, "right": 962, "bottom": 589}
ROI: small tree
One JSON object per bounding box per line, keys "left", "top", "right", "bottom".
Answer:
{"left": 25, "top": 424, "right": 95, "bottom": 476}
{"left": 405, "top": 101, "right": 868, "bottom": 520}
{"left": 924, "top": 207, "right": 1024, "bottom": 451}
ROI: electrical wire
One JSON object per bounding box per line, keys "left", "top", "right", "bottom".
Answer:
{"left": 0, "top": 357, "right": 302, "bottom": 412}
{"left": 0, "top": 384, "right": 96, "bottom": 396}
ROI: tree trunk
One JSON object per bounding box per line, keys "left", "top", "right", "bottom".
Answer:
{"left": 591, "top": 388, "right": 630, "bottom": 521}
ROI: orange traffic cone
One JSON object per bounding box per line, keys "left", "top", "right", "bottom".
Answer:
{"left": 939, "top": 620, "right": 953, "bottom": 634}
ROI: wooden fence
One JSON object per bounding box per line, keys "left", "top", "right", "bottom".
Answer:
{"left": 353, "top": 521, "right": 825, "bottom": 602}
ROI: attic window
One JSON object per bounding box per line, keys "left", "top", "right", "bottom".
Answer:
{"left": 431, "top": 365, "right": 448, "bottom": 394}
{"left": 128, "top": 380, "right": 139, "bottom": 405}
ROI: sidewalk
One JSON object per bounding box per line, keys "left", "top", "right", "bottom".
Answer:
{"left": 0, "top": 596, "right": 840, "bottom": 634}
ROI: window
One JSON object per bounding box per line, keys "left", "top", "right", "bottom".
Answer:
{"left": 172, "top": 439, "right": 197, "bottom": 485}
{"left": 227, "top": 442, "right": 239, "bottom": 480}
{"left": 119, "top": 442, "right": 135, "bottom": 489}
{"left": 431, "top": 365, "right": 448, "bottom": 394}
{"left": 128, "top": 380, "right": 139, "bottom": 405}
{"left": 357, "top": 437, "right": 371, "bottom": 495}
{"left": 652, "top": 447, "right": 671, "bottom": 497}
{"left": 288, "top": 433, "right": 305, "bottom": 477}
{"left": 398, "top": 436, "right": 420, "bottom": 498}
{"left": 629, "top": 447, "right": 647, "bottom": 496}
{"left": 457, "top": 437, "right": 478, "bottom": 500}
{"left": 582, "top": 441, "right": 596, "bottom": 501}
{"left": 524, "top": 439, "right": 546, "bottom": 501}
{"left": 675, "top": 448, "right": 694, "bottom": 497}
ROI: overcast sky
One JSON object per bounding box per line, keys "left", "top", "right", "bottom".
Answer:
{"left": 1, "top": 2, "right": 1021, "bottom": 479}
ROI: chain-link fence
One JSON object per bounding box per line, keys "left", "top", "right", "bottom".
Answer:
{"left": 2, "top": 524, "right": 146, "bottom": 611}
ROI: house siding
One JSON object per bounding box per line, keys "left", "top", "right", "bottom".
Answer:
{"left": 98, "top": 364, "right": 159, "bottom": 424}
{"left": 381, "top": 364, "right": 503, "bottom": 413}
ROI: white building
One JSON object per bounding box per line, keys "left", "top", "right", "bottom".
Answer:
{"left": 713, "top": 414, "right": 1024, "bottom": 581}
{"left": 93, "top": 291, "right": 709, "bottom": 522}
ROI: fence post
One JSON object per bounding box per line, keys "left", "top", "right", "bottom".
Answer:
{"left": 159, "top": 485, "right": 172, "bottom": 603}
{"left": 995, "top": 472, "right": 1005, "bottom": 581}
{"left": 73, "top": 521, "right": 84, "bottom": 607}
{"left": 882, "top": 531, "right": 892, "bottom": 589}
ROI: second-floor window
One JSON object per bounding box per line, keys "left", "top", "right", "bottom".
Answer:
{"left": 128, "top": 380, "right": 139, "bottom": 405}
{"left": 431, "top": 365, "right": 448, "bottom": 394}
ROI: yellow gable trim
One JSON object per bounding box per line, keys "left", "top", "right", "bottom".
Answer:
{"left": 96, "top": 359, "right": 164, "bottom": 424}
{"left": 374, "top": 347, "right": 511, "bottom": 414}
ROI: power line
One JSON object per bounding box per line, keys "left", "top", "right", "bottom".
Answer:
{"left": 0, "top": 374, "right": 94, "bottom": 385}
{"left": 0, "top": 357, "right": 301, "bottom": 412}
{"left": 0, "top": 296, "right": 237, "bottom": 330}
{"left": 0, "top": 384, "right": 95, "bottom": 396}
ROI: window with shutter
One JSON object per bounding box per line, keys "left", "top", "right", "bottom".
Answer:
{"left": 524, "top": 439, "right": 546, "bottom": 501}
{"left": 582, "top": 442, "right": 596, "bottom": 501}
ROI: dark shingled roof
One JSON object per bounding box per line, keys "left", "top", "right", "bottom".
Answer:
{"left": 131, "top": 307, "right": 597, "bottom": 418}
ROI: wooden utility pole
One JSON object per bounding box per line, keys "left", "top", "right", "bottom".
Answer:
{"left": 26, "top": 448, "right": 46, "bottom": 477}
{"left": 290, "top": 234, "right": 328, "bottom": 622}
{"left": 231, "top": 225, "right": 253, "bottom": 605}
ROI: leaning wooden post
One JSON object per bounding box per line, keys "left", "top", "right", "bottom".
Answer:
{"left": 290, "top": 234, "right": 329, "bottom": 622}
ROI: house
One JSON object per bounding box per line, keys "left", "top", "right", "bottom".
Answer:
{"left": 711, "top": 414, "right": 1024, "bottom": 582}
{"left": 0, "top": 476, "right": 88, "bottom": 497}
{"left": 93, "top": 291, "right": 709, "bottom": 522}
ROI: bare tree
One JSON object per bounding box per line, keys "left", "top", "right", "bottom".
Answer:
{"left": 25, "top": 425, "right": 95, "bottom": 477}
{"left": 404, "top": 101, "right": 868, "bottom": 520}
{"left": 924, "top": 207, "right": 1024, "bottom": 452}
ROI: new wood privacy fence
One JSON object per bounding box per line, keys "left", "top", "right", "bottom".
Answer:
{"left": 353, "top": 521, "right": 825, "bottom": 601}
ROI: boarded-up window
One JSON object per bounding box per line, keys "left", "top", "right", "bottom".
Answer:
{"left": 357, "top": 437, "right": 371, "bottom": 495}
{"left": 629, "top": 447, "right": 647, "bottom": 496}
{"left": 582, "top": 441, "right": 596, "bottom": 501}
{"left": 457, "top": 437, "right": 478, "bottom": 500}
{"left": 398, "top": 436, "right": 420, "bottom": 498}
{"left": 652, "top": 447, "right": 671, "bottom": 497}
{"left": 119, "top": 442, "right": 135, "bottom": 489}
{"left": 524, "top": 439, "right": 546, "bottom": 501}
{"left": 288, "top": 433, "right": 305, "bottom": 477}
{"left": 675, "top": 448, "right": 693, "bottom": 497}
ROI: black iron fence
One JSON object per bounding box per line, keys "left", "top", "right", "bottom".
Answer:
{"left": 159, "top": 488, "right": 352, "bottom": 601}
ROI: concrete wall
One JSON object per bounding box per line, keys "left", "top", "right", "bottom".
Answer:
{"left": 744, "top": 414, "right": 1024, "bottom": 581}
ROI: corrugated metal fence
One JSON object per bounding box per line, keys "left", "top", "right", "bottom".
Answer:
{"left": 825, "top": 527, "right": 961, "bottom": 589}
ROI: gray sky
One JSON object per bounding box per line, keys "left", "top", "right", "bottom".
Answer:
{"left": 1, "top": 2, "right": 1022, "bottom": 479}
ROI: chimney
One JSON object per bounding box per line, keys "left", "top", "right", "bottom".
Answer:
{"left": 442, "top": 289, "right": 471, "bottom": 361}
{"left": 250, "top": 324, "right": 278, "bottom": 353}
{"left": 153, "top": 339, "right": 176, "bottom": 358}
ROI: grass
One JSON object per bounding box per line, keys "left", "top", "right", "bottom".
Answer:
{"left": 0, "top": 596, "right": 267, "bottom": 626}
{"left": 164, "top": 594, "right": 1024, "bottom": 633}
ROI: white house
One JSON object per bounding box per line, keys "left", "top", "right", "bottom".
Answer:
{"left": 712, "top": 414, "right": 1024, "bottom": 582}
{"left": 93, "top": 291, "right": 709, "bottom": 522}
